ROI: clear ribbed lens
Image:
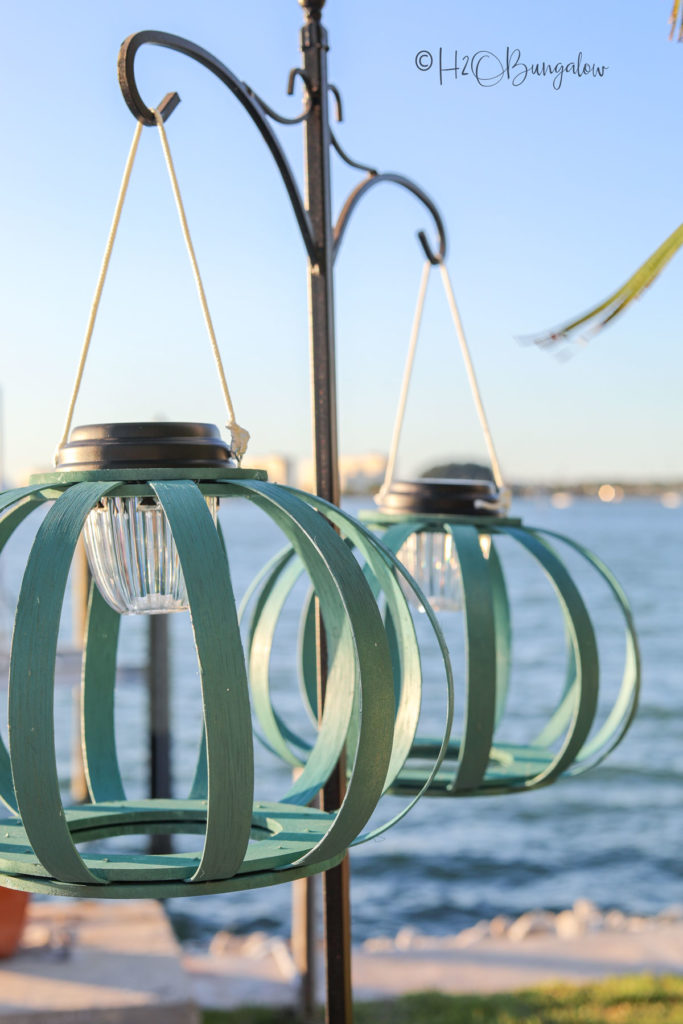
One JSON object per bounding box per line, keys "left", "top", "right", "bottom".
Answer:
{"left": 397, "top": 531, "right": 491, "bottom": 613}
{"left": 83, "top": 496, "right": 218, "bottom": 615}
{"left": 398, "top": 531, "right": 463, "bottom": 612}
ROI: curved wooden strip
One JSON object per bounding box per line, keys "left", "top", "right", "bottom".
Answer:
{"left": 0, "top": 485, "right": 54, "bottom": 516}
{"left": 282, "top": 491, "right": 455, "bottom": 844}
{"left": 9, "top": 481, "right": 116, "bottom": 884}
{"left": 0, "top": 841, "right": 345, "bottom": 899}
{"left": 0, "top": 494, "right": 49, "bottom": 813}
{"left": 230, "top": 482, "right": 370, "bottom": 812}
{"left": 0, "top": 799, "right": 338, "bottom": 884}
{"left": 534, "top": 528, "right": 640, "bottom": 771}
{"left": 248, "top": 554, "right": 314, "bottom": 766}
{"left": 293, "top": 501, "right": 424, "bottom": 794}
{"left": 152, "top": 480, "right": 253, "bottom": 883}
{"left": 488, "top": 539, "right": 512, "bottom": 730}
{"left": 446, "top": 524, "right": 497, "bottom": 793}
{"left": 298, "top": 585, "right": 318, "bottom": 722}
{"left": 499, "top": 527, "right": 599, "bottom": 788}
{"left": 82, "top": 582, "right": 125, "bottom": 802}
{"left": 531, "top": 636, "right": 578, "bottom": 747}
{"left": 225, "top": 480, "right": 395, "bottom": 867}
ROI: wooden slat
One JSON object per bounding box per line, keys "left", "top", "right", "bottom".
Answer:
{"left": 82, "top": 583, "right": 125, "bottom": 801}
{"left": 0, "top": 494, "right": 47, "bottom": 813}
{"left": 9, "top": 481, "right": 117, "bottom": 884}
{"left": 447, "top": 524, "right": 497, "bottom": 794}
{"left": 152, "top": 480, "right": 254, "bottom": 884}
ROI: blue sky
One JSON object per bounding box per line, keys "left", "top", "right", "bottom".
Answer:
{"left": 0, "top": 1, "right": 680, "bottom": 484}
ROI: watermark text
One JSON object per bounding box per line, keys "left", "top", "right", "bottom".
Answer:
{"left": 414, "top": 48, "right": 609, "bottom": 90}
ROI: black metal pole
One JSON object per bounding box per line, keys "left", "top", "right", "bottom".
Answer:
{"left": 70, "top": 539, "right": 90, "bottom": 805}
{"left": 116, "top": 19, "right": 445, "bottom": 1024}
{"left": 299, "top": 3, "right": 352, "bottom": 1023}
{"left": 148, "top": 614, "right": 172, "bottom": 854}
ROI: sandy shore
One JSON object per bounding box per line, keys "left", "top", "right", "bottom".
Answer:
{"left": 1, "top": 899, "right": 682, "bottom": 1019}
{"left": 190, "top": 901, "right": 683, "bottom": 1008}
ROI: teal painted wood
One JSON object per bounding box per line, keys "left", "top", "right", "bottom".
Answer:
{"left": 241, "top": 488, "right": 458, "bottom": 843}
{"left": 0, "top": 493, "right": 50, "bottom": 813}
{"left": 1, "top": 473, "right": 436, "bottom": 897}
{"left": 287, "top": 490, "right": 455, "bottom": 845}
{"left": 488, "top": 541, "right": 512, "bottom": 730}
{"left": 82, "top": 583, "right": 126, "bottom": 802}
{"left": 8, "top": 481, "right": 117, "bottom": 884}
{"left": 221, "top": 479, "right": 396, "bottom": 867}
{"left": 530, "top": 636, "right": 578, "bottom": 748}
{"left": 390, "top": 522, "right": 599, "bottom": 795}
{"left": 358, "top": 510, "right": 637, "bottom": 797}
{"left": 0, "top": 799, "right": 344, "bottom": 897}
{"left": 496, "top": 527, "right": 599, "bottom": 788}
{"left": 445, "top": 524, "right": 497, "bottom": 793}
{"left": 152, "top": 480, "right": 254, "bottom": 883}
{"left": 534, "top": 528, "right": 640, "bottom": 772}
{"left": 249, "top": 554, "right": 316, "bottom": 765}
{"left": 302, "top": 497, "right": 428, "bottom": 795}
{"left": 245, "top": 503, "right": 362, "bottom": 803}
{"left": 297, "top": 509, "right": 427, "bottom": 794}
{"left": 362, "top": 510, "right": 523, "bottom": 529}
{"left": 248, "top": 514, "right": 427, "bottom": 795}
{"left": 0, "top": 484, "right": 55, "bottom": 514}
{"left": 30, "top": 468, "right": 268, "bottom": 485}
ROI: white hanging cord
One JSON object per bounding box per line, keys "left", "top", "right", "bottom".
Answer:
{"left": 56, "top": 120, "right": 144, "bottom": 462}
{"left": 438, "top": 262, "right": 506, "bottom": 498}
{"left": 55, "top": 111, "right": 250, "bottom": 465}
{"left": 152, "top": 109, "right": 250, "bottom": 461}
{"left": 378, "top": 260, "right": 431, "bottom": 499}
{"left": 379, "top": 259, "right": 508, "bottom": 508}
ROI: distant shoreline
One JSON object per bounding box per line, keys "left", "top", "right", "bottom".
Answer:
{"left": 343, "top": 482, "right": 683, "bottom": 499}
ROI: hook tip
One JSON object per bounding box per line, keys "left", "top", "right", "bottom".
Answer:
{"left": 157, "top": 91, "right": 182, "bottom": 122}
{"left": 417, "top": 230, "right": 442, "bottom": 266}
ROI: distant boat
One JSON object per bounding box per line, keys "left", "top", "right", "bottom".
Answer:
{"left": 661, "top": 491, "right": 682, "bottom": 509}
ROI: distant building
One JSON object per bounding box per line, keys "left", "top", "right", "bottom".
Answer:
{"left": 241, "top": 453, "right": 292, "bottom": 486}
{"left": 297, "top": 452, "right": 387, "bottom": 495}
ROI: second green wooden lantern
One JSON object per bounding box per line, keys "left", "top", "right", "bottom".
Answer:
{"left": 360, "top": 477, "right": 640, "bottom": 796}
{"left": 240, "top": 257, "right": 640, "bottom": 799}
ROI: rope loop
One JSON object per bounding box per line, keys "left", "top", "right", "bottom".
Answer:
{"left": 380, "top": 259, "right": 505, "bottom": 497}
{"left": 56, "top": 106, "right": 249, "bottom": 464}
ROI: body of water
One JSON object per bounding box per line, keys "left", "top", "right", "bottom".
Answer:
{"left": 0, "top": 494, "right": 681, "bottom": 945}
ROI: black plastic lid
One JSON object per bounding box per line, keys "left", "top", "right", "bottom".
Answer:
{"left": 55, "top": 422, "right": 237, "bottom": 471}
{"left": 377, "top": 478, "right": 502, "bottom": 517}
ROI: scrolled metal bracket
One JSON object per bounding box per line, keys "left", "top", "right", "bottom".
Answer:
{"left": 117, "top": 29, "right": 447, "bottom": 270}
{"left": 334, "top": 172, "right": 447, "bottom": 265}
{"left": 117, "top": 29, "right": 316, "bottom": 261}
{"left": 245, "top": 69, "right": 313, "bottom": 126}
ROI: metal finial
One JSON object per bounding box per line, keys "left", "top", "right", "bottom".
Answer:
{"left": 299, "top": 0, "right": 325, "bottom": 18}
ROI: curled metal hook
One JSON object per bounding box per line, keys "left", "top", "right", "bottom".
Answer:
{"left": 246, "top": 69, "right": 313, "bottom": 126}
{"left": 155, "top": 91, "right": 182, "bottom": 122}
{"left": 330, "top": 132, "right": 378, "bottom": 176}
{"left": 327, "top": 83, "right": 343, "bottom": 122}
{"left": 117, "top": 30, "right": 316, "bottom": 260}
{"left": 334, "top": 173, "right": 447, "bottom": 265}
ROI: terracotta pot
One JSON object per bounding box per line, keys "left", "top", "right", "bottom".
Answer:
{"left": 0, "top": 888, "right": 30, "bottom": 958}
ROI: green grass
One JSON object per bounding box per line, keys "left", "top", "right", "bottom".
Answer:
{"left": 202, "top": 974, "right": 683, "bottom": 1023}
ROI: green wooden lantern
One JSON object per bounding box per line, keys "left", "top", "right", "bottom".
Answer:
{"left": 0, "top": 101, "right": 458, "bottom": 899}
{"left": 240, "top": 258, "right": 641, "bottom": 799}
{"left": 239, "top": 479, "right": 639, "bottom": 800}
{"left": 359, "top": 478, "right": 640, "bottom": 796}
{"left": 355, "top": 259, "right": 641, "bottom": 796}
{"left": 0, "top": 422, "right": 458, "bottom": 898}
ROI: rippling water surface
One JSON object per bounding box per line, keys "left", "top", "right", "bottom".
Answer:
{"left": 0, "top": 495, "right": 681, "bottom": 944}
